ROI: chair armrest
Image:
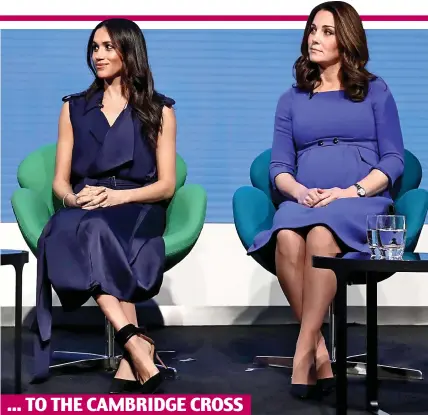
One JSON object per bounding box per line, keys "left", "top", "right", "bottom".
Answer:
{"left": 394, "top": 188, "right": 428, "bottom": 252}
{"left": 232, "top": 186, "right": 276, "bottom": 250}
{"left": 11, "top": 188, "right": 51, "bottom": 254}
{"left": 164, "top": 184, "right": 207, "bottom": 267}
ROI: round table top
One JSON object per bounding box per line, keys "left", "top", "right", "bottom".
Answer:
{"left": 1, "top": 250, "right": 28, "bottom": 256}
{"left": 313, "top": 252, "right": 428, "bottom": 273}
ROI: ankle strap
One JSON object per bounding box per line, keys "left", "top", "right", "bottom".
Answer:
{"left": 136, "top": 326, "right": 155, "bottom": 346}
{"left": 115, "top": 324, "right": 138, "bottom": 348}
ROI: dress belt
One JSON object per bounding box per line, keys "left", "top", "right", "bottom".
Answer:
{"left": 296, "top": 138, "right": 378, "bottom": 157}
{"left": 74, "top": 176, "right": 146, "bottom": 191}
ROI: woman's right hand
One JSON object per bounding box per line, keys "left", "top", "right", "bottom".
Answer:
{"left": 74, "top": 185, "right": 107, "bottom": 208}
{"left": 296, "top": 187, "right": 324, "bottom": 208}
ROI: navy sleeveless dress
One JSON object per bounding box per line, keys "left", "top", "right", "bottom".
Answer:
{"left": 248, "top": 78, "right": 405, "bottom": 255}
{"left": 32, "top": 89, "right": 175, "bottom": 381}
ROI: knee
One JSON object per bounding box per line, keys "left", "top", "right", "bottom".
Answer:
{"left": 79, "top": 212, "right": 108, "bottom": 236}
{"left": 306, "top": 226, "right": 337, "bottom": 253}
{"left": 276, "top": 229, "right": 304, "bottom": 260}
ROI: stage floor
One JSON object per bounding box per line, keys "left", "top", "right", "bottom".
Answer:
{"left": 2, "top": 324, "right": 428, "bottom": 414}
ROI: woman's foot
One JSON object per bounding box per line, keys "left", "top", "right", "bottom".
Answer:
{"left": 109, "top": 355, "right": 140, "bottom": 394}
{"left": 113, "top": 324, "right": 164, "bottom": 394}
{"left": 114, "top": 356, "right": 137, "bottom": 381}
{"left": 125, "top": 334, "right": 160, "bottom": 384}
{"left": 315, "top": 335, "right": 334, "bottom": 380}
{"left": 314, "top": 335, "right": 335, "bottom": 397}
{"left": 291, "top": 332, "right": 317, "bottom": 386}
{"left": 290, "top": 343, "right": 318, "bottom": 399}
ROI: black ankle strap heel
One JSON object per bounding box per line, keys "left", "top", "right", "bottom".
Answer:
{"left": 111, "top": 324, "right": 163, "bottom": 394}
{"left": 115, "top": 324, "right": 139, "bottom": 349}
{"left": 109, "top": 324, "right": 140, "bottom": 394}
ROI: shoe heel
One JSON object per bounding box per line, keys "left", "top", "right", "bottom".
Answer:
{"left": 140, "top": 372, "right": 164, "bottom": 394}
{"left": 317, "top": 377, "right": 336, "bottom": 396}
{"left": 290, "top": 384, "right": 318, "bottom": 400}
{"left": 109, "top": 378, "right": 141, "bottom": 394}
{"left": 154, "top": 352, "right": 167, "bottom": 369}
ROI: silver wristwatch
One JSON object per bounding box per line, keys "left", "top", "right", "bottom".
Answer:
{"left": 353, "top": 183, "right": 366, "bottom": 197}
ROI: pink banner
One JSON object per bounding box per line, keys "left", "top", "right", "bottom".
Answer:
{"left": 1, "top": 395, "right": 251, "bottom": 414}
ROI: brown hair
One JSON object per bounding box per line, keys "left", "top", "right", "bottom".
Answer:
{"left": 293, "top": 1, "right": 376, "bottom": 101}
{"left": 86, "top": 18, "right": 166, "bottom": 149}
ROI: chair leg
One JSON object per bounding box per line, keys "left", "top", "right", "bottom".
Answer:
{"left": 344, "top": 353, "right": 423, "bottom": 381}
{"left": 49, "top": 318, "right": 121, "bottom": 373}
{"left": 253, "top": 355, "right": 294, "bottom": 369}
{"left": 49, "top": 320, "right": 179, "bottom": 379}
{"left": 328, "top": 303, "right": 423, "bottom": 381}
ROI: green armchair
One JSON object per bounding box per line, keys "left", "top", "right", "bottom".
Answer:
{"left": 11, "top": 143, "right": 207, "bottom": 379}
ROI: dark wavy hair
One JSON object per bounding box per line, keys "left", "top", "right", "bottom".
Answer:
{"left": 85, "top": 18, "right": 164, "bottom": 148}
{"left": 294, "top": 1, "right": 376, "bottom": 101}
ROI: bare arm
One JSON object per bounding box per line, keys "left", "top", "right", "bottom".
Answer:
{"left": 52, "top": 102, "right": 79, "bottom": 207}
{"left": 122, "top": 106, "right": 177, "bottom": 203}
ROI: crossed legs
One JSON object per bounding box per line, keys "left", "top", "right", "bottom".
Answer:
{"left": 275, "top": 226, "right": 341, "bottom": 385}
{"left": 94, "top": 295, "right": 158, "bottom": 383}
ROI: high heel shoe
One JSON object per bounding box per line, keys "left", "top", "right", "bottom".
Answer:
{"left": 109, "top": 326, "right": 151, "bottom": 394}
{"left": 109, "top": 378, "right": 142, "bottom": 394}
{"left": 109, "top": 352, "right": 141, "bottom": 394}
{"left": 290, "top": 384, "right": 319, "bottom": 400}
{"left": 113, "top": 324, "right": 164, "bottom": 394}
{"left": 316, "top": 377, "right": 336, "bottom": 396}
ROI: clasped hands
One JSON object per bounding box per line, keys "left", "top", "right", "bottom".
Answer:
{"left": 297, "top": 186, "right": 358, "bottom": 208}
{"left": 70, "top": 185, "right": 126, "bottom": 210}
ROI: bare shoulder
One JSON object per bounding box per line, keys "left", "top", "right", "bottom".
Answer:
{"left": 59, "top": 90, "right": 86, "bottom": 121}
{"left": 59, "top": 101, "right": 71, "bottom": 122}
{"left": 162, "top": 105, "right": 176, "bottom": 122}
{"left": 61, "top": 100, "right": 70, "bottom": 113}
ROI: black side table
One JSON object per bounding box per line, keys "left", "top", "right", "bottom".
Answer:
{"left": 1, "top": 250, "right": 29, "bottom": 394}
{"left": 313, "top": 252, "right": 427, "bottom": 415}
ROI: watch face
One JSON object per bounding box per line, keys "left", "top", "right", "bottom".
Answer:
{"left": 357, "top": 188, "right": 366, "bottom": 196}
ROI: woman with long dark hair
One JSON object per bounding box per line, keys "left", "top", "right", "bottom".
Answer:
{"left": 33, "top": 18, "right": 177, "bottom": 394}
{"left": 248, "top": 1, "right": 404, "bottom": 399}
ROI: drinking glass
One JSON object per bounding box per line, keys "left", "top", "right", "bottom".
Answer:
{"left": 376, "top": 215, "right": 406, "bottom": 260}
{"left": 366, "top": 215, "right": 381, "bottom": 258}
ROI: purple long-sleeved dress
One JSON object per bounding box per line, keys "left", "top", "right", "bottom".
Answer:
{"left": 247, "top": 78, "right": 405, "bottom": 254}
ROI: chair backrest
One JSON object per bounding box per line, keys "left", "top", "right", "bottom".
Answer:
{"left": 249, "top": 148, "right": 422, "bottom": 202}
{"left": 16, "top": 143, "right": 188, "bottom": 213}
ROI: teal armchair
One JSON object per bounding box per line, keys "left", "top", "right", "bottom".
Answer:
{"left": 11, "top": 143, "right": 207, "bottom": 379}
{"left": 233, "top": 148, "right": 428, "bottom": 381}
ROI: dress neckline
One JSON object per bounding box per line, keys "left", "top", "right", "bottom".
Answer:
{"left": 100, "top": 100, "right": 129, "bottom": 129}
{"left": 313, "top": 89, "right": 344, "bottom": 94}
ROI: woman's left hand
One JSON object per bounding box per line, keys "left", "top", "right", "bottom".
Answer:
{"left": 313, "top": 186, "right": 358, "bottom": 208}
{"left": 81, "top": 186, "right": 127, "bottom": 210}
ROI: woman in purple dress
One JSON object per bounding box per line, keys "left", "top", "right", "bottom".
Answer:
{"left": 34, "top": 19, "right": 177, "bottom": 394}
{"left": 248, "top": 1, "right": 404, "bottom": 399}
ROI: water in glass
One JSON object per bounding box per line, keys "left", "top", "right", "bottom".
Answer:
{"left": 366, "top": 215, "right": 380, "bottom": 258}
{"left": 376, "top": 215, "right": 406, "bottom": 260}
